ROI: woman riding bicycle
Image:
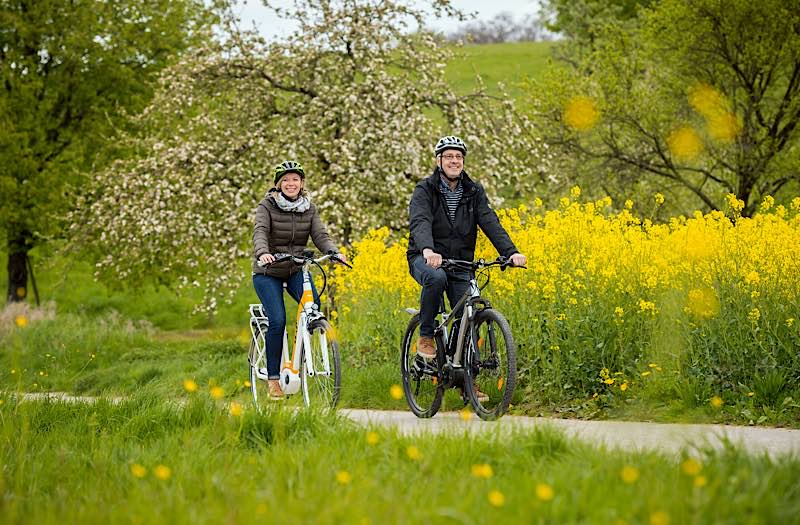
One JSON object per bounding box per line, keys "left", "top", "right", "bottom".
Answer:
{"left": 252, "top": 160, "right": 347, "bottom": 399}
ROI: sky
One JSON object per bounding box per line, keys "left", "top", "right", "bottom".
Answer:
{"left": 232, "top": 0, "right": 542, "bottom": 40}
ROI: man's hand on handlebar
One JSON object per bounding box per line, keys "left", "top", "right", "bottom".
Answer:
{"left": 422, "top": 248, "right": 442, "bottom": 269}
{"left": 509, "top": 253, "right": 527, "bottom": 267}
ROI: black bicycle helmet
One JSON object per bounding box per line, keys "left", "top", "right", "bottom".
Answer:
{"left": 434, "top": 135, "right": 467, "bottom": 156}
{"left": 273, "top": 160, "right": 305, "bottom": 185}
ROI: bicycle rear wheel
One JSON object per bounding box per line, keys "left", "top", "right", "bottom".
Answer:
{"left": 248, "top": 322, "right": 270, "bottom": 410}
{"left": 401, "top": 314, "right": 444, "bottom": 418}
{"left": 301, "top": 319, "right": 341, "bottom": 408}
{"left": 464, "top": 308, "right": 516, "bottom": 421}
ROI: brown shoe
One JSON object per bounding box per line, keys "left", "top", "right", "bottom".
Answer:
{"left": 268, "top": 379, "right": 285, "bottom": 400}
{"left": 468, "top": 383, "right": 489, "bottom": 403}
{"left": 416, "top": 336, "right": 436, "bottom": 360}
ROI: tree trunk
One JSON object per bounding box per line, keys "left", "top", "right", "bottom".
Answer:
{"left": 6, "top": 237, "right": 30, "bottom": 303}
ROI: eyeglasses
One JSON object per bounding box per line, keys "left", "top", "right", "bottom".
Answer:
{"left": 441, "top": 154, "right": 464, "bottom": 161}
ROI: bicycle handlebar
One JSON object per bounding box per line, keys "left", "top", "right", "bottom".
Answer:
{"left": 441, "top": 256, "right": 526, "bottom": 272}
{"left": 257, "top": 250, "right": 353, "bottom": 269}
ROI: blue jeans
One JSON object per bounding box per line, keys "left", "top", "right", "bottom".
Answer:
{"left": 252, "top": 271, "right": 320, "bottom": 378}
{"left": 408, "top": 255, "right": 471, "bottom": 338}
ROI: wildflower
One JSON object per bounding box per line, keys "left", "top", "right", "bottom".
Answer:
{"left": 533, "top": 197, "right": 543, "bottom": 207}
{"left": 654, "top": 193, "right": 665, "bottom": 206}
{"left": 536, "top": 483, "right": 554, "bottom": 501}
{"left": 641, "top": 371, "right": 651, "bottom": 377}
{"left": 725, "top": 193, "right": 745, "bottom": 214}
{"left": 681, "top": 458, "right": 702, "bottom": 476}
{"left": 406, "top": 445, "right": 421, "bottom": 460}
{"left": 563, "top": 95, "right": 599, "bottom": 131}
{"left": 710, "top": 396, "right": 724, "bottom": 408}
{"left": 686, "top": 287, "right": 719, "bottom": 319}
{"left": 130, "top": 463, "right": 147, "bottom": 478}
{"left": 389, "top": 384, "right": 403, "bottom": 400}
{"left": 747, "top": 308, "right": 760, "bottom": 323}
{"left": 460, "top": 408, "right": 472, "bottom": 421}
{"left": 693, "top": 475, "right": 707, "bottom": 487}
{"left": 614, "top": 307, "right": 624, "bottom": 317}
{"left": 625, "top": 199, "right": 634, "bottom": 210}
{"left": 747, "top": 392, "right": 754, "bottom": 397}
{"left": 229, "top": 402, "right": 243, "bottom": 417}
{"left": 604, "top": 378, "right": 615, "bottom": 385}
{"left": 786, "top": 318, "right": 795, "bottom": 328}
{"left": 336, "top": 470, "right": 352, "bottom": 485}
{"left": 667, "top": 126, "right": 703, "bottom": 160}
{"left": 570, "top": 186, "right": 581, "bottom": 198}
{"left": 744, "top": 271, "right": 760, "bottom": 285}
{"left": 183, "top": 379, "right": 198, "bottom": 393}
{"left": 760, "top": 195, "right": 775, "bottom": 212}
{"left": 620, "top": 466, "right": 640, "bottom": 484}
{"left": 244, "top": 380, "right": 251, "bottom": 388}
{"left": 366, "top": 431, "right": 379, "bottom": 445}
{"left": 620, "top": 382, "right": 628, "bottom": 392}
{"left": 210, "top": 386, "right": 224, "bottom": 399}
{"left": 650, "top": 511, "right": 670, "bottom": 525}
{"left": 154, "top": 465, "right": 172, "bottom": 481}
{"left": 488, "top": 489, "right": 506, "bottom": 507}
{"left": 648, "top": 363, "right": 657, "bottom": 368}
{"left": 471, "top": 464, "right": 493, "bottom": 479}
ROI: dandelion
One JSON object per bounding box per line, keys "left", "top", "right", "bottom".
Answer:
{"left": 229, "top": 402, "right": 243, "bottom": 417}
{"left": 336, "top": 470, "right": 352, "bottom": 485}
{"left": 641, "top": 371, "right": 651, "bottom": 377}
{"left": 694, "top": 475, "right": 707, "bottom": 487}
{"left": 536, "top": 483, "right": 554, "bottom": 501}
{"left": 389, "top": 384, "right": 403, "bottom": 400}
{"left": 154, "top": 465, "right": 172, "bottom": 481}
{"left": 130, "top": 463, "right": 147, "bottom": 478}
{"left": 15, "top": 315, "right": 28, "bottom": 328}
{"left": 460, "top": 408, "right": 472, "bottom": 421}
{"left": 620, "top": 466, "right": 640, "bottom": 484}
{"left": 244, "top": 380, "right": 251, "bottom": 388}
{"left": 649, "top": 511, "right": 670, "bottom": 525}
{"left": 366, "top": 431, "right": 380, "bottom": 446}
{"left": 471, "top": 464, "right": 493, "bottom": 479}
{"left": 210, "top": 386, "right": 224, "bottom": 399}
{"left": 710, "top": 396, "right": 724, "bottom": 408}
{"left": 406, "top": 445, "right": 421, "bottom": 460}
{"left": 620, "top": 382, "right": 629, "bottom": 392}
{"left": 563, "top": 95, "right": 599, "bottom": 131}
{"left": 681, "top": 458, "right": 702, "bottom": 476}
{"left": 488, "top": 489, "right": 506, "bottom": 507}
{"left": 747, "top": 392, "right": 754, "bottom": 397}
{"left": 183, "top": 379, "right": 198, "bottom": 393}
{"left": 604, "top": 378, "right": 615, "bottom": 385}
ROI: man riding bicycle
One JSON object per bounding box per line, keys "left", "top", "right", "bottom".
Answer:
{"left": 407, "top": 135, "right": 527, "bottom": 397}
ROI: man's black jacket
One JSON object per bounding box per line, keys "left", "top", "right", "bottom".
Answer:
{"left": 407, "top": 168, "right": 518, "bottom": 262}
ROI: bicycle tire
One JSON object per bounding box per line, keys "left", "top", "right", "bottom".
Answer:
{"left": 301, "top": 319, "right": 341, "bottom": 408}
{"left": 464, "top": 308, "right": 517, "bottom": 421}
{"left": 400, "top": 314, "right": 444, "bottom": 418}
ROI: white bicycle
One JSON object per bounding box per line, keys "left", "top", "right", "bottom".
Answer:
{"left": 248, "top": 250, "right": 350, "bottom": 409}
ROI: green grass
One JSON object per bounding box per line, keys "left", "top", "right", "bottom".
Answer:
{"left": 445, "top": 41, "right": 555, "bottom": 99}
{"left": 3, "top": 395, "right": 799, "bottom": 524}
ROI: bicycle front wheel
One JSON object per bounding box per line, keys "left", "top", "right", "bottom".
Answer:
{"left": 401, "top": 314, "right": 443, "bottom": 418}
{"left": 464, "top": 308, "right": 517, "bottom": 421}
{"left": 301, "top": 319, "right": 341, "bottom": 408}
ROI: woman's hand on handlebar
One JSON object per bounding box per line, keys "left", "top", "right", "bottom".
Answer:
{"left": 258, "top": 253, "right": 276, "bottom": 266}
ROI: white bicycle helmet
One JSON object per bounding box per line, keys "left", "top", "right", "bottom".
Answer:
{"left": 434, "top": 135, "right": 467, "bottom": 156}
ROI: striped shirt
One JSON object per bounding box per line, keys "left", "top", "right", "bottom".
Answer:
{"left": 438, "top": 175, "right": 463, "bottom": 222}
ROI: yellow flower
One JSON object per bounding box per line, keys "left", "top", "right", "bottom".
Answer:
{"left": 710, "top": 396, "right": 724, "bottom": 408}
{"left": 563, "top": 95, "right": 599, "bottom": 131}
{"left": 625, "top": 199, "right": 634, "bottom": 210}
{"left": 459, "top": 408, "right": 472, "bottom": 421}
{"left": 681, "top": 458, "right": 702, "bottom": 476}
{"left": 604, "top": 378, "right": 615, "bottom": 385}
{"left": 256, "top": 503, "right": 268, "bottom": 515}
{"left": 15, "top": 315, "right": 28, "bottom": 328}
{"left": 760, "top": 195, "right": 775, "bottom": 212}
{"left": 366, "top": 431, "right": 379, "bottom": 446}
{"left": 244, "top": 380, "right": 251, "bottom": 388}
{"left": 641, "top": 371, "right": 651, "bottom": 377}
{"left": 786, "top": 318, "right": 795, "bottom": 328}
{"left": 229, "top": 402, "right": 243, "bottom": 417}
{"left": 747, "top": 308, "right": 760, "bottom": 323}
{"left": 570, "top": 185, "right": 582, "bottom": 198}
{"left": 210, "top": 386, "right": 224, "bottom": 399}
{"left": 747, "top": 392, "right": 754, "bottom": 397}
{"left": 649, "top": 511, "right": 670, "bottom": 525}
{"left": 654, "top": 193, "right": 665, "bottom": 206}
{"left": 389, "top": 384, "right": 403, "bottom": 400}
{"left": 667, "top": 126, "right": 703, "bottom": 160}
{"left": 536, "top": 483, "right": 554, "bottom": 501}
{"left": 336, "top": 470, "right": 352, "bottom": 485}
{"left": 725, "top": 193, "right": 745, "bottom": 213}
{"left": 614, "top": 307, "right": 624, "bottom": 317}
{"left": 620, "top": 466, "right": 640, "bottom": 484}
{"left": 620, "top": 382, "right": 628, "bottom": 392}
{"left": 488, "top": 489, "right": 506, "bottom": 507}
{"left": 183, "top": 379, "right": 198, "bottom": 393}
{"left": 406, "top": 445, "right": 421, "bottom": 460}
{"left": 693, "top": 475, "right": 707, "bottom": 487}
{"left": 744, "top": 271, "right": 760, "bottom": 285}
{"left": 154, "top": 465, "right": 172, "bottom": 481}
{"left": 471, "top": 464, "right": 493, "bottom": 479}
{"left": 130, "top": 463, "right": 147, "bottom": 478}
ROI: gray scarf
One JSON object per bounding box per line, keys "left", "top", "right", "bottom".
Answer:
{"left": 272, "top": 191, "right": 311, "bottom": 213}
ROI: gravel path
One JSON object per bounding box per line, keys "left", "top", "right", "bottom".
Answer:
{"left": 11, "top": 393, "right": 800, "bottom": 458}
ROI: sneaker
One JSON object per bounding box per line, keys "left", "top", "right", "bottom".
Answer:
{"left": 416, "top": 336, "right": 436, "bottom": 360}
{"left": 462, "top": 383, "right": 489, "bottom": 403}
{"left": 268, "top": 379, "right": 285, "bottom": 400}
{"left": 258, "top": 367, "right": 268, "bottom": 377}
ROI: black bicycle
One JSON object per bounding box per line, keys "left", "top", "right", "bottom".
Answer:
{"left": 400, "top": 257, "right": 522, "bottom": 421}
